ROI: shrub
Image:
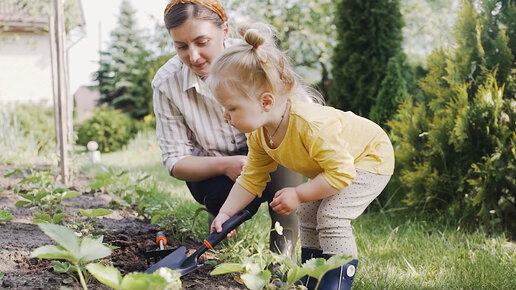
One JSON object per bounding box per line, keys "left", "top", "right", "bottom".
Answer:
{"left": 77, "top": 107, "right": 141, "bottom": 153}
{"left": 389, "top": 1, "right": 515, "bottom": 233}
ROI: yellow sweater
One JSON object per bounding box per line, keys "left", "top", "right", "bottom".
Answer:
{"left": 237, "top": 99, "right": 395, "bottom": 197}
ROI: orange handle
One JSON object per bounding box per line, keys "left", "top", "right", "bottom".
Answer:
{"left": 156, "top": 231, "right": 167, "bottom": 247}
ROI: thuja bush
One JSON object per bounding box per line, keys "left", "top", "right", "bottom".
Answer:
{"left": 389, "top": 1, "right": 515, "bottom": 234}
{"left": 77, "top": 107, "right": 142, "bottom": 153}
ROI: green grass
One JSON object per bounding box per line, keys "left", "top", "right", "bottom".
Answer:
{"left": 353, "top": 212, "right": 516, "bottom": 289}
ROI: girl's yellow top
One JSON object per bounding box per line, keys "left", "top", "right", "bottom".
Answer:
{"left": 236, "top": 99, "right": 395, "bottom": 197}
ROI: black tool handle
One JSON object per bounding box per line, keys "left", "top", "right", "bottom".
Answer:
{"left": 204, "top": 209, "right": 252, "bottom": 249}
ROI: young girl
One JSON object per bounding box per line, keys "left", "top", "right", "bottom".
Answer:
{"left": 207, "top": 24, "right": 395, "bottom": 289}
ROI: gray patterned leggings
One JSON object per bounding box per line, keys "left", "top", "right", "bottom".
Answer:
{"left": 298, "top": 170, "right": 391, "bottom": 258}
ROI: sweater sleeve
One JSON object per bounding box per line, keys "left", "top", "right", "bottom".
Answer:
{"left": 236, "top": 132, "right": 278, "bottom": 197}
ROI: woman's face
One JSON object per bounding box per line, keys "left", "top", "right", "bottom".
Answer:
{"left": 169, "top": 18, "right": 228, "bottom": 77}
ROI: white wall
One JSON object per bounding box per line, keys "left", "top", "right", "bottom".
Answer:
{"left": 0, "top": 32, "right": 53, "bottom": 104}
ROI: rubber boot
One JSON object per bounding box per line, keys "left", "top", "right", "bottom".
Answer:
{"left": 317, "top": 254, "right": 358, "bottom": 290}
{"left": 269, "top": 207, "right": 299, "bottom": 261}
{"left": 296, "top": 247, "right": 323, "bottom": 289}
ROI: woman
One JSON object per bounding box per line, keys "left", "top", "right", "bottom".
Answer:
{"left": 152, "top": 0, "right": 303, "bottom": 259}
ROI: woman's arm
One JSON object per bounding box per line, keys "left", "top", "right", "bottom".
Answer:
{"left": 172, "top": 155, "right": 247, "bottom": 182}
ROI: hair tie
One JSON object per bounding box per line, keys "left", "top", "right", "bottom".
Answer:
{"left": 253, "top": 44, "right": 260, "bottom": 49}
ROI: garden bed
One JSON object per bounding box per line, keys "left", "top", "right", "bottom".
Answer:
{"left": 0, "top": 166, "right": 246, "bottom": 289}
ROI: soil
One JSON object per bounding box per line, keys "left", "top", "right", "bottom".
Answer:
{"left": 0, "top": 165, "right": 246, "bottom": 290}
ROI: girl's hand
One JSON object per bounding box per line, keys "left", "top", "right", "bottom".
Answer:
{"left": 270, "top": 187, "right": 301, "bottom": 215}
{"left": 223, "top": 155, "right": 247, "bottom": 181}
{"left": 210, "top": 212, "right": 237, "bottom": 239}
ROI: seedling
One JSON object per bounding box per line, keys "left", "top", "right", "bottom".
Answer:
{"left": 0, "top": 210, "right": 13, "bottom": 222}
{"left": 86, "top": 263, "right": 182, "bottom": 290}
{"left": 64, "top": 208, "right": 113, "bottom": 238}
{"left": 212, "top": 247, "right": 351, "bottom": 289}
{"left": 31, "top": 223, "right": 112, "bottom": 290}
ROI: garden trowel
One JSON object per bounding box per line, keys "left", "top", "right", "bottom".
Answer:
{"left": 145, "top": 209, "right": 252, "bottom": 276}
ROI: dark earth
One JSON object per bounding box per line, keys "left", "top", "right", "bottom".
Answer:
{"left": 0, "top": 166, "right": 246, "bottom": 289}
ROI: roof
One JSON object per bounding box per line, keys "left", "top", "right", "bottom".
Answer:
{"left": 0, "top": 0, "right": 85, "bottom": 33}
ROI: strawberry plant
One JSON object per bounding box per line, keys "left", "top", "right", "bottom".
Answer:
{"left": 86, "top": 263, "right": 182, "bottom": 290}
{"left": 212, "top": 250, "right": 351, "bottom": 290}
{"left": 31, "top": 223, "right": 112, "bottom": 290}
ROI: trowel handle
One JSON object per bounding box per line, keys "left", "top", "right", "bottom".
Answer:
{"left": 203, "top": 209, "right": 252, "bottom": 249}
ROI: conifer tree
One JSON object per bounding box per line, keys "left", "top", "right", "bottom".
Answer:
{"left": 389, "top": 0, "right": 515, "bottom": 232}
{"left": 329, "top": 0, "right": 404, "bottom": 117}
{"left": 93, "top": 0, "right": 151, "bottom": 119}
{"left": 369, "top": 55, "right": 409, "bottom": 128}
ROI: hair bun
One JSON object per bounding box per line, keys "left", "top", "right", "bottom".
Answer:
{"left": 244, "top": 29, "right": 265, "bottom": 48}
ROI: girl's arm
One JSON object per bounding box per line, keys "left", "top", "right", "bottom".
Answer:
{"left": 270, "top": 173, "right": 340, "bottom": 215}
{"left": 295, "top": 173, "right": 339, "bottom": 202}
{"left": 210, "top": 183, "right": 256, "bottom": 233}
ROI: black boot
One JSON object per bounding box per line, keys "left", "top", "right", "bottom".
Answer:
{"left": 317, "top": 254, "right": 358, "bottom": 290}
{"left": 297, "top": 247, "right": 323, "bottom": 289}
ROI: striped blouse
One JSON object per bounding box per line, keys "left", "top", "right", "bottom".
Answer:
{"left": 152, "top": 41, "right": 247, "bottom": 175}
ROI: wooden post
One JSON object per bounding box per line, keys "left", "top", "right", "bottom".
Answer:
{"left": 50, "top": 0, "right": 70, "bottom": 185}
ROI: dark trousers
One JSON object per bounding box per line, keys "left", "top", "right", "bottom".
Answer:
{"left": 186, "top": 175, "right": 274, "bottom": 216}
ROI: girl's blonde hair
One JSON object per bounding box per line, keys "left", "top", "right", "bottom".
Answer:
{"left": 207, "top": 23, "right": 323, "bottom": 104}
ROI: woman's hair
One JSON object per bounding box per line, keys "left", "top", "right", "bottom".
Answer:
{"left": 207, "top": 23, "right": 324, "bottom": 104}
{"left": 164, "top": 2, "right": 225, "bottom": 30}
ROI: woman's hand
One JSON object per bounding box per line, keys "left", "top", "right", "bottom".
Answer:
{"left": 269, "top": 187, "right": 301, "bottom": 215}
{"left": 223, "top": 155, "right": 247, "bottom": 181}
{"left": 210, "top": 212, "right": 236, "bottom": 239}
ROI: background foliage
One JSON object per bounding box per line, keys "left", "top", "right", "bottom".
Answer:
{"left": 77, "top": 107, "right": 142, "bottom": 153}
{"left": 389, "top": 0, "right": 515, "bottom": 234}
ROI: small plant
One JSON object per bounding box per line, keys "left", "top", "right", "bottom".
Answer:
{"left": 14, "top": 169, "right": 80, "bottom": 215}
{"left": 88, "top": 167, "right": 153, "bottom": 208}
{"left": 211, "top": 248, "right": 351, "bottom": 290}
{"left": 33, "top": 212, "right": 67, "bottom": 224}
{"left": 65, "top": 208, "right": 113, "bottom": 238}
{"left": 31, "top": 223, "right": 112, "bottom": 290}
{"left": 0, "top": 210, "right": 13, "bottom": 222}
{"left": 86, "top": 263, "right": 182, "bottom": 290}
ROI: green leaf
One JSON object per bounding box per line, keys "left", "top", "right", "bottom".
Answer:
{"left": 210, "top": 263, "right": 245, "bottom": 275}
{"left": 52, "top": 213, "right": 67, "bottom": 224}
{"left": 3, "top": 168, "right": 21, "bottom": 177}
{"left": 61, "top": 191, "right": 81, "bottom": 200}
{"left": 79, "top": 236, "right": 112, "bottom": 262}
{"left": 0, "top": 210, "right": 13, "bottom": 222}
{"left": 34, "top": 192, "right": 49, "bottom": 201}
{"left": 80, "top": 208, "right": 113, "bottom": 218}
{"left": 302, "top": 255, "right": 351, "bottom": 281}
{"left": 121, "top": 273, "right": 158, "bottom": 290}
{"left": 52, "top": 261, "right": 72, "bottom": 273}
{"left": 241, "top": 270, "right": 271, "bottom": 290}
{"left": 0, "top": 272, "right": 4, "bottom": 279}
{"left": 33, "top": 213, "right": 52, "bottom": 223}
{"left": 86, "top": 263, "right": 122, "bottom": 289}
{"left": 19, "top": 193, "right": 35, "bottom": 201}
{"left": 31, "top": 245, "right": 78, "bottom": 262}
{"left": 14, "top": 200, "right": 31, "bottom": 207}
{"left": 37, "top": 223, "right": 80, "bottom": 254}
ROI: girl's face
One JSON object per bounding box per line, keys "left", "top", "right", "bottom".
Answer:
{"left": 213, "top": 84, "right": 266, "bottom": 133}
{"left": 169, "top": 18, "right": 228, "bottom": 77}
